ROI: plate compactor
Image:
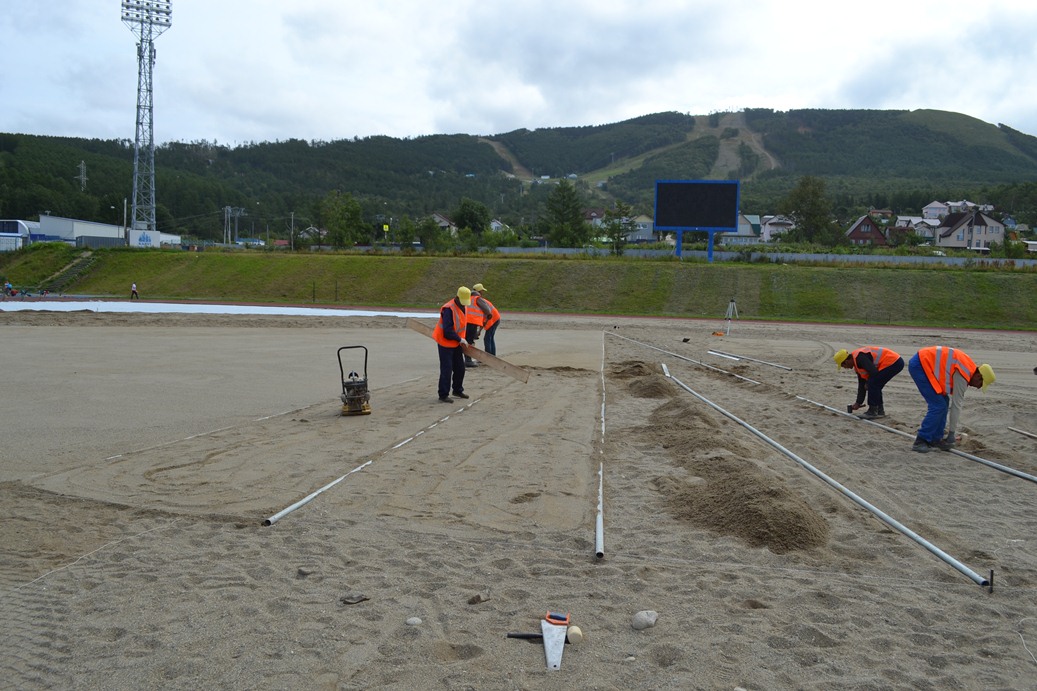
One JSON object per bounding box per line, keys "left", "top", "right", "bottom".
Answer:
{"left": 337, "top": 345, "right": 372, "bottom": 415}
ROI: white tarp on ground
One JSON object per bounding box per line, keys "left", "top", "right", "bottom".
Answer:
{"left": 0, "top": 300, "right": 435, "bottom": 318}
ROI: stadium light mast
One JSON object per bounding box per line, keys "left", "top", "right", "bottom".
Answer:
{"left": 122, "top": 0, "right": 172, "bottom": 234}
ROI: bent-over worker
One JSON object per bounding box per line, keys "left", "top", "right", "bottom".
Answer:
{"left": 907, "top": 346, "right": 994, "bottom": 453}
{"left": 834, "top": 346, "right": 905, "bottom": 419}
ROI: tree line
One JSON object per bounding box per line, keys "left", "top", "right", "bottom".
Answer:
{"left": 5, "top": 109, "right": 1037, "bottom": 249}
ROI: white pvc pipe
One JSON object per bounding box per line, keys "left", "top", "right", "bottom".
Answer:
{"left": 797, "top": 396, "right": 1037, "bottom": 485}
{"left": 608, "top": 332, "right": 761, "bottom": 385}
{"left": 595, "top": 462, "right": 605, "bottom": 559}
{"left": 707, "top": 349, "right": 792, "bottom": 370}
{"left": 597, "top": 329, "right": 609, "bottom": 560}
{"left": 596, "top": 332, "right": 606, "bottom": 559}
{"left": 795, "top": 396, "right": 911, "bottom": 433}
{"left": 668, "top": 372, "right": 989, "bottom": 587}
{"left": 600, "top": 333, "right": 607, "bottom": 441}
{"left": 263, "top": 460, "right": 372, "bottom": 526}
{"left": 1009, "top": 426, "right": 1037, "bottom": 441}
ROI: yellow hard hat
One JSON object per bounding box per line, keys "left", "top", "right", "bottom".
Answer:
{"left": 833, "top": 349, "right": 850, "bottom": 366}
{"left": 473, "top": 283, "right": 486, "bottom": 292}
{"left": 456, "top": 286, "right": 471, "bottom": 305}
{"left": 978, "top": 363, "right": 995, "bottom": 390}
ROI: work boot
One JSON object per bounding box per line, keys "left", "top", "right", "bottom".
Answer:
{"left": 861, "top": 406, "right": 885, "bottom": 419}
{"left": 452, "top": 391, "right": 470, "bottom": 399}
{"left": 934, "top": 438, "right": 955, "bottom": 451}
{"left": 465, "top": 357, "right": 479, "bottom": 368}
{"left": 911, "top": 437, "right": 933, "bottom": 453}
{"left": 439, "top": 395, "right": 454, "bottom": 403}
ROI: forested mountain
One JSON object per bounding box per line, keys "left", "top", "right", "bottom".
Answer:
{"left": 4, "top": 108, "right": 1037, "bottom": 243}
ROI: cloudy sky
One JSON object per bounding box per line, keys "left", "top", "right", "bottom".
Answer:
{"left": 4, "top": 0, "right": 1037, "bottom": 146}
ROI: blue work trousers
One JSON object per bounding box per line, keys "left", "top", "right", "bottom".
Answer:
{"left": 437, "top": 344, "right": 465, "bottom": 398}
{"left": 483, "top": 321, "right": 499, "bottom": 356}
{"left": 908, "top": 353, "right": 948, "bottom": 443}
{"left": 866, "top": 357, "right": 904, "bottom": 407}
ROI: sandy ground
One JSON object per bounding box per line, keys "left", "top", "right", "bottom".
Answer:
{"left": 2, "top": 307, "right": 1037, "bottom": 690}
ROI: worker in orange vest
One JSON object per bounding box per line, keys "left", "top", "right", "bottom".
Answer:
{"left": 432, "top": 286, "right": 472, "bottom": 403}
{"left": 472, "top": 283, "right": 501, "bottom": 356}
{"left": 834, "top": 346, "right": 905, "bottom": 419}
{"left": 907, "top": 346, "right": 995, "bottom": 453}
{"left": 464, "top": 283, "right": 492, "bottom": 368}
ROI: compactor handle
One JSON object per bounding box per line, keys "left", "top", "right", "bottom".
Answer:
{"left": 337, "top": 345, "right": 369, "bottom": 381}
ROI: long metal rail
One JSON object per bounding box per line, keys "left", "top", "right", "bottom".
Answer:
{"left": 663, "top": 365, "right": 989, "bottom": 588}
{"left": 797, "top": 396, "right": 1037, "bottom": 485}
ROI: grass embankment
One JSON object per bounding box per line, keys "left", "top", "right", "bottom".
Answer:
{"left": 3, "top": 244, "right": 1036, "bottom": 330}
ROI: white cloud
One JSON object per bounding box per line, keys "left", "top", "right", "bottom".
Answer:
{"left": 2, "top": 0, "right": 1037, "bottom": 145}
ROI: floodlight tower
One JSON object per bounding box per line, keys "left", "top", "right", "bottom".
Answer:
{"left": 122, "top": 0, "right": 172, "bottom": 234}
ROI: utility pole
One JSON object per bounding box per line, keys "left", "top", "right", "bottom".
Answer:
{"left": 222, "top": 206, "right": 245, "bottom": 244}
{"left": 122, "top": 0, "right": 171, "bottom": 233}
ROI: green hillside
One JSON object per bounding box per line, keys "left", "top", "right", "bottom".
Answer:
{"left": 5, "top": 109, "right": 1037, "bottom": 243}
{"left": 3, "top": 244, "right": 1035, "bottom": 331}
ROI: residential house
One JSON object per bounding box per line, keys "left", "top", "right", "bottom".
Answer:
{"left": 760, "top": 215, "right": 794, "bottom": 242}
{"left": 933, "top": 211, "right": 1005, "bottom": 251}
{"left": 583, "top": 208, "right": 607, "bottom": 228}
{"left": 946, "top": 200, "right": 993, "bottom": 215}
{"left": 720, "top": 214, "right": 761, "bottom": 245}
{"left": 922, "top": 201, "right": 949, "bottom": 219}
{"left": 625, "top": 214, "right": 656, "bottom": 243}
{"left": 587, "top": 213, "right": 655, "bottom": 243}
{"left": 845, "top": 215, "right": 888, "bottom": 246}
{"left": 431, "top": 213, "right": 457, "bottom": 235}
{"left": 923, "top": 199, "right": 993, "bottom": 220}
{"left": 894, "top": 216, "right": 940, "bottom": 242}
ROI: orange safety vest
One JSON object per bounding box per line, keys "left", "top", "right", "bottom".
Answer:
{"left": 467, "top": 295, "right": 486, "bottom": 328}
{"left": 482, "top": 295, "right": 500, "bottom": 328}
{"left": 917, "top": 346, "right": 977, "bottom": 396}
{"left": 850, "top": 346, "right": 901, "bottom": 380}
{"left": 432, "top": 299, "right": 467, "bottom": 347}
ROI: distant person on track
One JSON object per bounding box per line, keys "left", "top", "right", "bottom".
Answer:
{"left": 834, "top": 346, "right": 905, "bottom": 419}
{"left": 432, "top": 286, "right": 471, "bottom": 403}
{"left": 907, "top": 346, "right": 994, "bottom": 453}
{"left": 131, "top": 282, "right": 139, "bottom": 299}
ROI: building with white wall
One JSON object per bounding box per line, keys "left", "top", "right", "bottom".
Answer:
{"left": 0, "top": 220, "right": 39, "bottom": 252}
{"left": 0, "top": 215, "right": 180, "bottom": 251}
